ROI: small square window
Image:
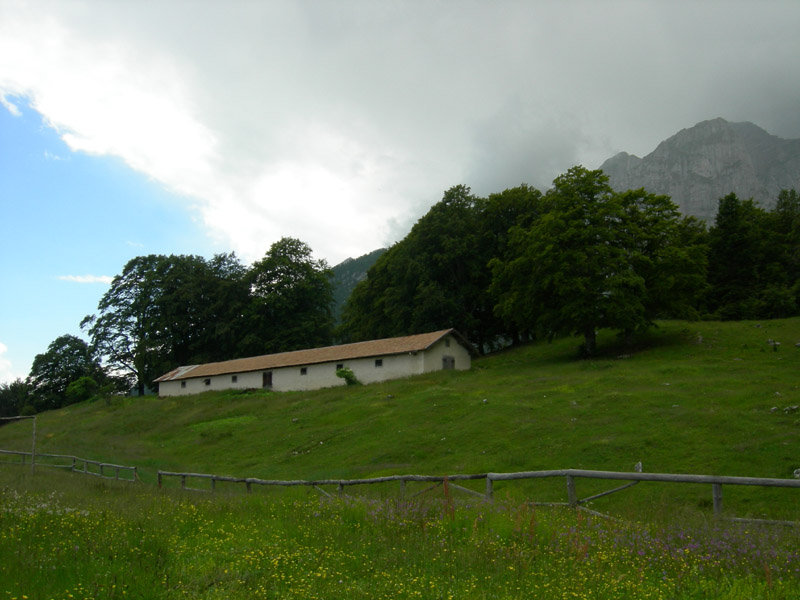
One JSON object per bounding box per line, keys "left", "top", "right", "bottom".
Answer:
{"left": 204, "top": 378, "right": 211, "bottom": 386}
{"left": 300, "top": 367, "right": 308, "bottom": 375}
{"left": 336, "top": 363, "right": 344, "bottom": 370}
{"left": 375, "top": 359, "right": 383, "bottom": 367}
{"left": 232, "top": 375, "right": 238, "bottom": 383}
{"left": 445, "top": 338, "right": 451, "bottom": 347}
{"left": 181, "top": 381, "right": 186, "bottom": 388}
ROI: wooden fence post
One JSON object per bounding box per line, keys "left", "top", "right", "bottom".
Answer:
{"left": 158, "top": 472, "right": 162, "bottom": 488}
{"left": 337, "top": 483, "right": 344, "bottom": 496}
{"left": 485, "top": 475, "right": 494, "bottom": 501}
{"left": 566, "top": 475, "right": 578, "bottom": 508}
{"left": 181, "top": 475, "right": 186, "bottom": 490}
{"left": 246, "top": 481, "right": 252, "bottom": 493}
{"left": 211, "top": 478, "right": 216, "bottom": 493}
{"left": 399, "top": 479, "right": 406, "bottom": 495}
{"left": 30, "top": 416, "right": 36, "bottom": 475}
{"left": 712, "top": 483, "right": 723, "bottom": 515}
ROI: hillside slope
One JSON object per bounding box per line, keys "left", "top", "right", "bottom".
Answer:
{"left": 2, "top": 319, "right": 799, "bottom": 511}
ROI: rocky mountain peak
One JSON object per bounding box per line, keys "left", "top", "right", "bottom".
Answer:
{"left": 600, "top": 118, "right": 800, "bottom": 222}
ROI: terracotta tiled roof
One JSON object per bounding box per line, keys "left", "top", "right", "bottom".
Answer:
{"left": 155, "top": 329, "right": 469, "bottom": 382}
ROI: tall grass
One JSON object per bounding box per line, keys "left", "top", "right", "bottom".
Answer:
{"left": 2, "top": 469, "right": 799, "bottom": 599}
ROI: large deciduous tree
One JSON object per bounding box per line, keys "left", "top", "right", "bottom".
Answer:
{"left": 82, "top": 255, "right": 169, "bottom": 396}
{"left": 242, "top": 237, "right": 334, "bottom": 355}
{"left": 0, "top": 378, "right": 33, "bottom": 417}
{"left": 492, "top": 167, "right": 645, "bottom": 355}
{"left": 83, "top": 253, "right": 251, "bottom": 395}
{"left": 340, "top": 185, "right": 496, "bottom": 349}
{"left": 28, "top": 334, "right": 105, "bottom": 411}
{"left": 491, "top": 167, "right": 706, "bottom": 356}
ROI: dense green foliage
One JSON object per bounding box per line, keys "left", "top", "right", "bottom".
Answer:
{"left": 26, "top": 335, "right": 113, "bottom": 412}
{"left": 341, "top": 184, "right": 543, "bottom": 350}
{"left": 241, "top": 237, "right": 334, "bottom": 355}
{"left": 343, "top": 169, "right": 711, "bottom": 355}
{"left": 342, "top": 168, "right": 797, "bottom": 355}
{"left": 79, "top": 238, "right": 333, "bottom": 397}
{"left": 0, "top": 378, "right": 32, "bottom": 417}
{"left": 707, "top": 191, "right": 800, "bottom": 319}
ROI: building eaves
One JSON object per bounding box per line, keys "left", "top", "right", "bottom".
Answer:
{"left": 154, "top": 329, "right": 463, "bottom": 382}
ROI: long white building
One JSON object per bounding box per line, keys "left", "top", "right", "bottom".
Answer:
{"left": 155, "top": 329, "right": 473, "bottom": 396}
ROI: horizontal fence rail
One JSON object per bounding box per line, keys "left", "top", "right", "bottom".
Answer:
{"left": 158, "top": 467, "right": 800, "bottom": 524}
{"left": 0, "top": 449, "right": 138, "bottom": 482}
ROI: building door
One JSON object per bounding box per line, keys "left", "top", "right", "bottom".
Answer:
{"left": 442, "top": 356, "right": 455, "bottom": 370}
{"left": 262, "top": 371, "right": 273, "bottom": 388}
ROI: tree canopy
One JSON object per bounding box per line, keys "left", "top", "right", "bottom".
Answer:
{"left": 340, "top": 184, "right": 544, "bottom": 351}
{"left": 82, "top": 241, "right": 333, "bottom": 395}
{"left": 28, "top": 334, "right": 106, "bottom": 411}
{"left": 242, "top": 237, "right": 334, "bottom": 355}
{"left": 706, "top": 192, "right": 799, "bottom": 319}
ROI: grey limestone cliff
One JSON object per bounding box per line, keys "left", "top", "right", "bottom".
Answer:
{"left": 599, "top": 118, "right": 800, "bottom": 222}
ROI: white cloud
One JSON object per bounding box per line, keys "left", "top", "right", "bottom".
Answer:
{"left": 0, "top": 342, "right": 19, "bottom": 385}
{"left": 0, "top": 93, "right": 21, "bottom": 116}
{"left": 58, "top": 275, "right": 114, "bottom": 284}
{"left": 1, "top": 1, "right": 799, "bottom": 265}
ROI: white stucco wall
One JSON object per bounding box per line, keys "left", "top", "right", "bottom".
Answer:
{"left": 423, "top": 335, "right": 472, "bottom": 372}
{"left": 157, "top": 334, "right": 471, "bottom": 397}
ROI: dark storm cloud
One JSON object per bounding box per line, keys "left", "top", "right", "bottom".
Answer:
{"left": 3, "top": 0, "right": 799, "bottom": 260}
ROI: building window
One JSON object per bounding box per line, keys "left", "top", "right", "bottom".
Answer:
{"left": 375, "top": 359, "right": 383, "bottom": 367}
{"left": 445, "top": 338, "right": 451, "bottom": 347}
{"left": 231, "top": 375, "right": 238, "bottom": 383}
{"left": 336, "top": 363, "right": 344, "bottom": 370}
{"left": 300, "top": 367, "right": 308, "bottom": 375}
{"left": 263, "top": 372, "right": 272, "bottom": 388}
{"left": 181, "top": 381, "right": 186, "bottom": 388}
{"left": 204, "top": 378, "right": 211, "bottom": 386}
{"left": 442, "top": 356, "right": 455, "bottom": 370}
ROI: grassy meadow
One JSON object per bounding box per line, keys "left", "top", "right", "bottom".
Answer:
{"left": 1, "top": 318, "right": 800, "bottom": 598}
{"left": 2, "top": 469, "right": 799, "bottom": 599}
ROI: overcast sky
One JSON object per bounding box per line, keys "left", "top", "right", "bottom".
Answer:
{"left": 1, "top": 0, "right": 800, "bottom": 383}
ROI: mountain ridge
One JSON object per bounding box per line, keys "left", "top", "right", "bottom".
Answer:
{"left": 600, "top": 118, "right": 800, "bottom": 221}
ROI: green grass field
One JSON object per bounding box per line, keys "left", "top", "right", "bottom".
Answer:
{"left": 2, "top": 469, "right": 799, "bottom": 599}
{"left": 1, "top": 319, "right": 799, "bottom": 598}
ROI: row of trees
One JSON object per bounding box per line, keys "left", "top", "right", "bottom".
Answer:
{"left": 3, "top": 167, "right": 798, "bottom": 415}
{"left": 1, "top": 238, "right": 334, "bottom": 415}
{"left": 341, "top": 169, "right": 799, "bottom": 355}
{"left": 340, "top": 167, "right": 710, "bottom": 355}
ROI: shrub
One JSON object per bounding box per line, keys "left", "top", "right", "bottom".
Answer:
{"left": 65, "top": 376, "right": 99, "bottom": 404}
{"left": 335, "top": 367, "right": 360, "bottom": 386}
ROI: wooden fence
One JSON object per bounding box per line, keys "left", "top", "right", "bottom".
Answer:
{"left": 158, "top": 467, "right": 800, "bottom": 525}
{"left": 0, "top": 449, "right": 138, "bottom": 482}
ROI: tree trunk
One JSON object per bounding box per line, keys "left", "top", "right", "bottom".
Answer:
{"left": 623, "top": 328, "right": 634, "bottom": 350}
{"left": 583, "top": 327, "right": 596, "bottom": 357}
